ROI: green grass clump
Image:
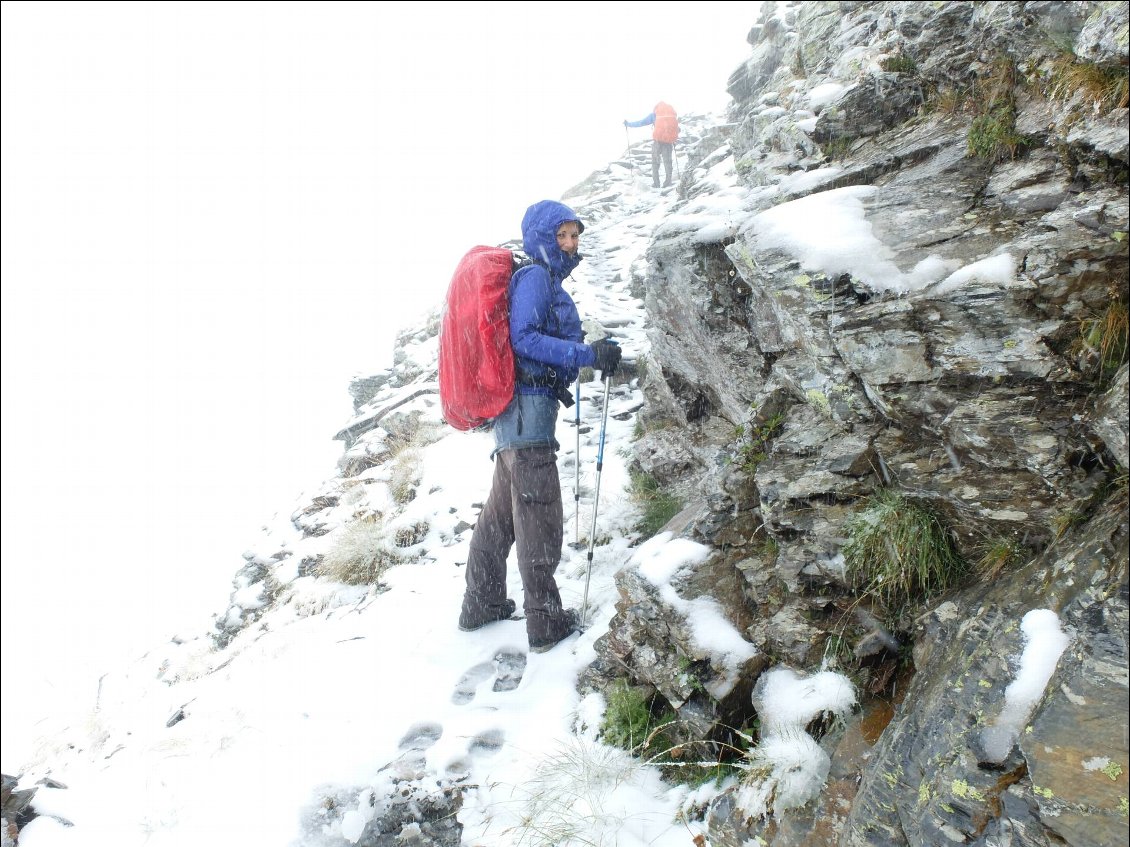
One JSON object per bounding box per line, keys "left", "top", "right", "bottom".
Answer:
{"left": 976, "top": 537, "right": 1024, "bottom": 581}
{"left": 822, "top": 135, "right": 856, "bottom": 161}
{"left": 600, "top": 680, "right": 675, "bottom": 756}
{"left": 736, "top": 413, "right": 785, "bottom": 473}
{"left": 968, "top": 103, "right": 1025, "bottom": 160}
{"left": 634, "top": 353, "right": 649, "bottom": 385}
{"left": 600, "top": 680, "right": 653, "bottom": 749}
{"left": 880, "top": 54, "right": 917, "bottom": 74}
{"left": 628, "top": 469, "right": 683, "bottom": 540}
{"left": 843, "top": 489, "right": 967, "bottom": 605}
{"left": 966, "top": 56, "right": 1027, "bottom": 161}
{"left": 602, "top": 680, "right": 756, "bottom": 789}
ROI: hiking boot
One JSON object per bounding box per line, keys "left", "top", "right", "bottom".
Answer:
{"left": 458, "top": 598, "right": 517, "bottom": 632}
{"left": 529, "top": 609, "right": 580, "bottom": 654}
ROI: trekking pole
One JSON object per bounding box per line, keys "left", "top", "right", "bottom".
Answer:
{"left": 579, "top": 373, "right": 612, "bottom": 630}
{"left": 574, "top": 378, "right": 581, "bottom": 545}
{"left": 624, "top": 125, "right": 637, "bottom": 180}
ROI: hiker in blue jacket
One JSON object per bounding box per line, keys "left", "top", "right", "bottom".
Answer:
{"left": 624, "top": 101, "right": 679, "bottom": 187}
{"left": 458, "top": 199, "right": 621, "bottom": 653}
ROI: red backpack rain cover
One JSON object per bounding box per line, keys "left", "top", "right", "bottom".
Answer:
{"left": 438, "top": 246, "right": 516, "bottom": 431}
{"left": 653, "top": 101, "right": 679, "bottom": 143}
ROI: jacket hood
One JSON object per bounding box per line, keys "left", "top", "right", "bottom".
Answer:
{"left": 521, "top": 200, "right": 584, "bottom": 277}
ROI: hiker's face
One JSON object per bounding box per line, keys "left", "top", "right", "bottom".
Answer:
{"left": 556, "top": 222, "right": 581, "bottom": 255}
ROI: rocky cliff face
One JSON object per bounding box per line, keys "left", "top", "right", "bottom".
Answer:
{"left": 6, "top": 6, "right": 1125, "bottom": 845}
{"left": 610, "top": 1, "right": 1127, "bottom": 844}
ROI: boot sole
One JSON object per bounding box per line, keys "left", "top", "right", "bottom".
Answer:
{"left": 529, "top": 630, "right": 580, "bottom": 653}
{"left": 458, "top": 613, "right": 523, "bottom": 632}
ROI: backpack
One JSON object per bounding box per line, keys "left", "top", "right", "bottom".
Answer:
{"left": 653, "top": 101, "right": 679, "bottom": 144}
{"left": 438, "top": 246, "right": 521, "bottom": 431}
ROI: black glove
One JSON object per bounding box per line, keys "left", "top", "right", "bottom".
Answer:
{"left": 590, "top": 339, "right": 622, "bottom": 377}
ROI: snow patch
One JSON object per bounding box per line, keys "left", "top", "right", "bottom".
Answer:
{"left": 631, "top": 533, "right": 756, "bottom": 697}
{"left": 740, "top": 666, "right": 857, "bottom": 820}
{"left": 748, "top": 185, "right": 1016, "bottom": 296}
{"left": 979, "top": 609, "right": 1070, "bottom": 764}
{"left": 806, "top": 82, "right": 848, "bottom": 111}
{"left": 930, "top": 253, "right": 1018, "bottom": 295}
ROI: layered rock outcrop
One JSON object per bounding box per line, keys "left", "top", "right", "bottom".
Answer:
{"left": 608, "top": 2, "right": 1127, "bottom": 843}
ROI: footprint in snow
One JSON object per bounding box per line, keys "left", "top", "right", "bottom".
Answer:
{"left": 468, "top": 728, "right": 505, "bottom": 756}
{"left": 397, "top": 722, "right": 443, "bottom": 751}
{"left": 444, "top": 757, "right": 472, "bottom": 780}
{"left": 450, "top": 662, "right": 493, "bottom": 705}
{"left": 442, "top": 727, "right": 507, "bottom": 779}
{"left": 450, "top": 650, "right": 527, "bottom": 704}
{"left": 382, "top": 722, "right": 444, "bottom": 780}
{"left": 491, "top": 650, "right": 526, "bottom": 693}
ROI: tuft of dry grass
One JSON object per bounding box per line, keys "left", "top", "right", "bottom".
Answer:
{"left": 1046, "top": 54, "right": 1130, "bottom": 114}
{"left": 976, "top": 537, "right": 1024, "bottom": 582}
{"left": 388, "top": 442, "right": 422, "bottom": 505}
{"left": 393, "top": 520, "right": 430, "bottom": 548}
{"left": 1075, "top": 298, "right": 1129, "bottom": 384}
{"left": 502, "top": 737, "right": 644, "bottom": 847}
{"left": 975, "top": 56, "right": 1019, "bottom": 108}
{"left": 927, "top": 86, "right": 975, "bottom": 116}
{"left": 316, "top": 518, "right": 403, "bottom": 585}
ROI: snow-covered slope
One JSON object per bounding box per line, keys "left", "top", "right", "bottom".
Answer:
{"left": 8, "top": 113, "right": 784, "bottom": 847}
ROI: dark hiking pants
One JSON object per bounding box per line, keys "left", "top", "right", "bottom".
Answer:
{"left": 460, "top": 446, "right": 572, "bottom": 645}
{"left": 652, "top": 141, "right": 674, "bottom": 186}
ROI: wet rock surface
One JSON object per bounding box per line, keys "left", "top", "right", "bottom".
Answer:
{"left": 602, "top": 2, "right": 1128, "bottom": 844}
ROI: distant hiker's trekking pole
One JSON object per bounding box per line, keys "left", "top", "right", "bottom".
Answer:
{"left": 624, "top": 125, "right": 637, "bottom": 180}
{"left": 579, "top": 373, "right": 612, "bottom": 630}
{"left": 574, "top": 379, "right": 582, "bottom": 545}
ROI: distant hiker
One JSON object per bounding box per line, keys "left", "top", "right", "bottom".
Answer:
{"left": 458, "top": 199, "right": 622, "bottom": 654}
{"left": 624, "top": 101, "right": 679, "bottom": 188}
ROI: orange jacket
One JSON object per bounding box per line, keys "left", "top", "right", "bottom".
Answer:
{"left": 653, "top": 102, "right": 678, "bottom": 143}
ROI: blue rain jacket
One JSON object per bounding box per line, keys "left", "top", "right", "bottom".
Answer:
{"left": 491, "top": 200, "right": 596, "bottom": 455}
{"left": 509, "top": 200, "right": 596, "bottom": 394}
{"left": 625, "top": 112, "right": 656, "bottom": 128}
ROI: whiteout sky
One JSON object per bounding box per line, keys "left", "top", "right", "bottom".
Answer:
{"left": 0, "top": 1, "right": 756, "bottom": 766}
